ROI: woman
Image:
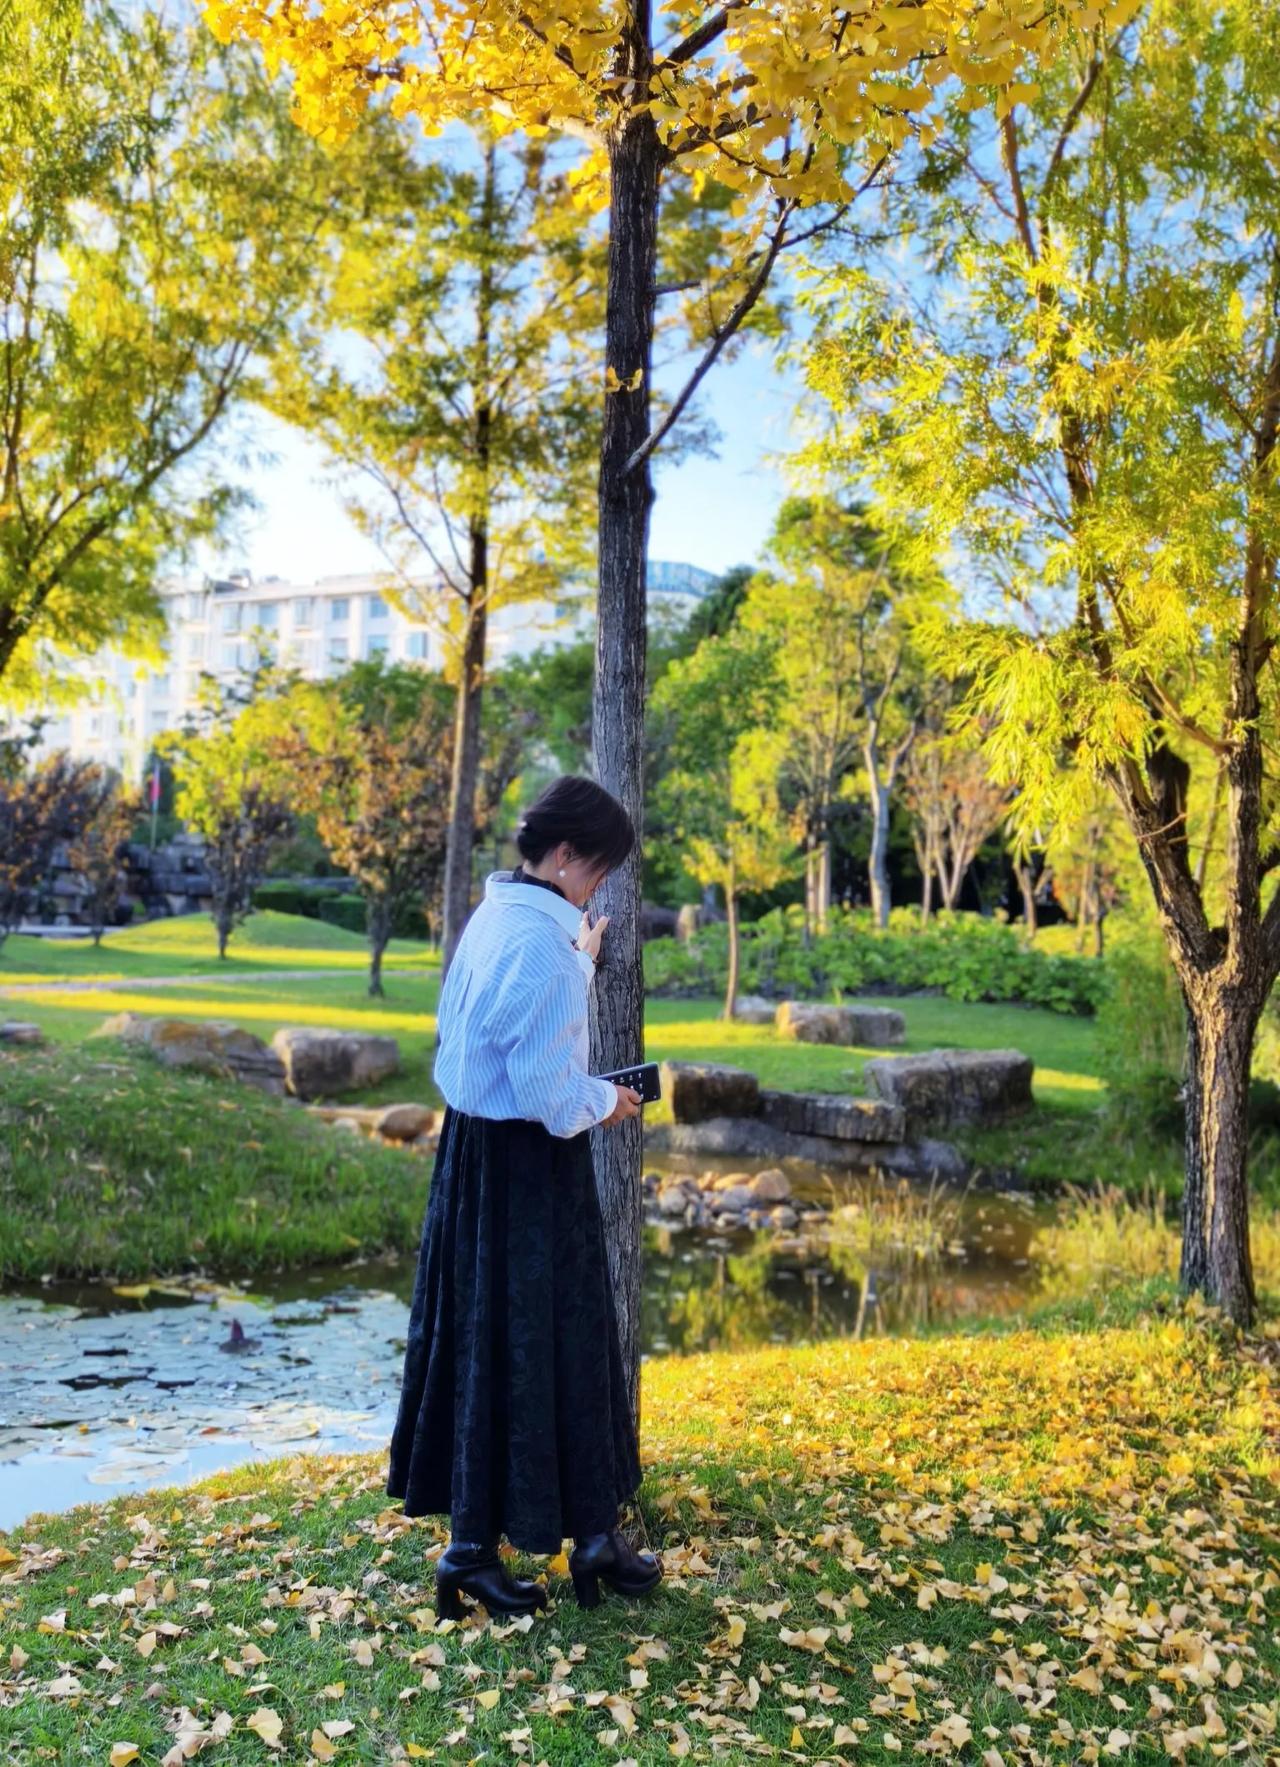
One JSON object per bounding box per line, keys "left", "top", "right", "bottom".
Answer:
{"left": 388, "top": 774, "right": 663, "bottom": 1619}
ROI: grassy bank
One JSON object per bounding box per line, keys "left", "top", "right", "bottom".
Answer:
{"left": 0, "top": 1045, "right": 425, "bottom": 1282}
{"left": 1, "top": 1314, "right": 1275, "bottom": 1763}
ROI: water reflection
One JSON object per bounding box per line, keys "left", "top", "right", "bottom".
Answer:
{"left": 0, "top": 1167, "right": 1048, "bottom": 1528}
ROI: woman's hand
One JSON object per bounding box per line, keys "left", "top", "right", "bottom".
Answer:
{"left": 601, "top": 1084, "right": 642, "bottom": 1127}
{"left": 577, "top": 911, "right": 609, "bottom": 966}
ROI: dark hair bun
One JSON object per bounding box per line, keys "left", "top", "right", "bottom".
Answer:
{"left": 515, "top": 775, "right": 634, "bottom": 875}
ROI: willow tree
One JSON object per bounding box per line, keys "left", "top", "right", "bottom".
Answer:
{"left": 207, "top": 0, "right": 1139, "bottom": 1411}
{"left": 805, "top": 0, "right": 1279, "bottom": 1323}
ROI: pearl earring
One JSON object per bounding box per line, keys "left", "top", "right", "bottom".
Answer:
{"left": 558, "top": 868, "right": 566, "bottom": 877}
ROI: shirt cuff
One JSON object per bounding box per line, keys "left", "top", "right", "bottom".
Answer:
{"left": 595, "top": 1080, "right": 619, "bottom": 1124}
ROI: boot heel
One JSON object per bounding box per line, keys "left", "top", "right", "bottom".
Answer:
{"left": 572, "top": 1568, "right": 601, "bottom": 1609}
{"left": 435, "top": 1576, "right": 464, "bottom": 1621}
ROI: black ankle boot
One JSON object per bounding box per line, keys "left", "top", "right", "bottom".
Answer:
{"left": 569, "top": 1526, "right": 663, "bottom": 1609}
{"left": 435, "top": 1539, "right": 548, "bottom": 1622}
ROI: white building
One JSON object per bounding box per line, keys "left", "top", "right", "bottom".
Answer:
{"left": 34, "top": 560, "right": 716, "bottom": 782}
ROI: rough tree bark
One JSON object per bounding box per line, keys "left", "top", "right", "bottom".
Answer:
{"left": 589, "top": 47, "right": 661, "bottom": 1431}
{"left": 440, "top": 143, "right": 497, "bottom": 979}
{"left": 723, "top": 851, "right": 739, "bottom": 1021}
{"left": 367, "top": 897, "right": 393, "bottom": 999}
{"left": 440, "top": 561, "right": 487, "bottom": 975}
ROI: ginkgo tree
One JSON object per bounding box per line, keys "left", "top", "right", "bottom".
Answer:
{"left": 206, "top": 0, "right": 1140, "bottom": 1411}
{"left": 803, "top": 0, "right": 1279, "bottom": 1323}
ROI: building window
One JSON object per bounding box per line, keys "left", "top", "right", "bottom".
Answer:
{"left": 368, "top": 594, "right": 389, "bottom": 622}
{"left": 219, "top": 641, "right": 240, "bottom": 671}
{"left": 219, "top": 604, "right": 241, "bottom": 634}
{"left": 151, "top": 673, "right": 170, "bottom": 698}
{"left": 329, "top": 598, "right": 349, "bottom": 623}
{"left": 367, "top": 632, "right": 390, "bottom": 658}
{"left": 185, "top": 592, "right": 204, "bottom": 618}
{"left": 185, "top": 633, "right": 205, "bottom": 663}
{"left": 254, "top": 602, "right": 280, "bottom": 631}
{"left": 293, "top": 597, "right": 316, "bottom": 629}
{"left": 406, "top": 630, "right": 430, "bottom": 661}
{"left": 327, "top": 636, "right": 349, "bottom": 666}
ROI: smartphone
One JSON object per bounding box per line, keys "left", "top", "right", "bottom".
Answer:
{"left": 597, "top": 1061, "right": 662, "bottom": 1103}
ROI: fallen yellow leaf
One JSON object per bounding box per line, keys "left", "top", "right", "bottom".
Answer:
{"left": 246, "top": 1707, "right": 284, "bottom": 1750}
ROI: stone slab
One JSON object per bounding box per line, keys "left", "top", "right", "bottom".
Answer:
{"left": 660, "top": 1060, "right": 761, "bottom": 1124}
{"left": 758, "top": 1088, "right": 906, "bottom": 1144}
{"left": 644, "top": 1117, "right": 966, "bottom": 1180}
{"left": 863, "top": 1048, "right": 1034, "bottom": 1127}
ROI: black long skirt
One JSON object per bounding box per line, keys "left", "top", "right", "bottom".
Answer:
{"left": 386, "top": 1105, "right": 642, "bottom": 1555}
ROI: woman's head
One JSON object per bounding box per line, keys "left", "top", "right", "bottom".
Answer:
{"left": 515, "top": 775, "right": 635, "bottom": 906}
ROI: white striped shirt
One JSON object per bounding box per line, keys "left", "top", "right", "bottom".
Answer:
{"left": 433, "top": 870, "right": 619, "bottom": 1139}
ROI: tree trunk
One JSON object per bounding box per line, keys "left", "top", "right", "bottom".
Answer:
{"left": 866, "top": 758, "right": 892, "bottom": 929}
{"left": 1016, "top": 862, "right": 1037, "bottom": 937}
{"left": 1180, "top": 982, "right": 1260, "bottom": 1324}
{"left": 723, "top": 853, "right": 739, "bottom": 1021}
{"left": 215, "top": 902, "right": 231, "bottom": 960}
{"left": 367, "top": 898, "right": 392, "bottom": 998}
{"left": 440, "top": 579, "right": 487, "bottom": 978}
{"left": 589, "top": 80, "right": 661, "bottom": 1434}
{"left": 818, "top": 837, "right": 832, "bottom": 933}
{"left": 441, "top": 143, "right": 497, "bottom": 981}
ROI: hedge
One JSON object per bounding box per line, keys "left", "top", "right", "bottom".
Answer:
{"left": 643, "top": 905, "right": 1108, "bottom": 1016}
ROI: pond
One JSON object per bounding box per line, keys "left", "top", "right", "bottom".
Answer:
{"left": 0, "top": 1158, "right": 1049, "bottom": 1531}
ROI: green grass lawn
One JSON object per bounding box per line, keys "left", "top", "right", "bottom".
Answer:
{"left": 0, "top": 911, "right": 436, "bottom": 985}
{"left": 0, "top": 1044, "right": 427, "bottom": 1282}
{"left": 0, "top": 914, "right": 1117, "bottom": 1280}
{"left": 1, "top": 1312, "right": 1274, "bottom": 1764}
{"left": 0, "top": 912, "right": 1106, "bottom": 1117}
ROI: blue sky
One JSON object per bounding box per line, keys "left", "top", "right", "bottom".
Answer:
{"left": 213, "top": 334, "right": 800, "bottom": 586}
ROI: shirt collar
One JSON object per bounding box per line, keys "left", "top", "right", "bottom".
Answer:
{"left": 484, "top": 869, "right": 582, "bottom": 941}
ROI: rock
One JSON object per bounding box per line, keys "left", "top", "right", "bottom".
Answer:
{"left": 643, "top": 1117, "right": 968, "bottom": 1181}
{"left": 376, "top": 1103, "right": 437, "bottom": 1143}
{"left": 660, "top": 1060, "right": 761, "bottom": 1124}
{"left": 309, "top": 1105, "right": 383, "bottom": 1129}
{"left": 774, "top": 1001, "right": 850, "bottom": 1044}
{"left": 96, "top": 1012, "right": 285, "bottom": 1095}
{"left": 640, "top": 901, "right": 680, "bottom": 941}
{"left": 731, "top": 994, "right": 776, "bottom": 1025}
{"left": 773, "top": 1001, "right": 906, "bottom": 1046}
{"left": 333, "top": 1116, "right": 364, "bottom": 1135}
{"left": 657, "top": 1184, "right": 692, "bottom": 1217}
{"left": 710, "top": 1171, "right": 755, "bottom": 1191}
{"left": 864, "top": 1049, "right": 1034, "bottom": 1127}
{"left": 769, "top": 1205, "right": 799, "bottom": 1228}
{"left": 748, "top": 1167, "right": 791, "bottom": 1203}
{"left": 0, "top": 1021, "right": 44, "bottom": 1047}
{"left": 848, "top": 1006, "right": 906, "bottom": 1046}
{"left": 271, "top": 1027, "right": 401, "bottom": 1100}
{"left": 758, "top": 1089, "right": 906, "bottom": 1144}
{"left": 711, "top": 1184, "right": 754, "bottom": 1213}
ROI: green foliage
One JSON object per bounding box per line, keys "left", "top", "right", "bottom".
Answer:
{"left": 0, "top": 1, "right": 336, "bottom": 694}
{"left": 644, "top": 906, "right": 1108, "bottom": 1016}
{"left": 1094, "top": 933, "right": 1187, "bottom": 1135}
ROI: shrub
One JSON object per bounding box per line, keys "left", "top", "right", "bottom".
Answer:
{"left": 318, "top": 894, "right": 368, "bottom": 936}
{"left": 251, "top": 882, "right": 319, "bottom": 919}
{"left": 643, "top": 906, "right": 1109, "bottom": 1015}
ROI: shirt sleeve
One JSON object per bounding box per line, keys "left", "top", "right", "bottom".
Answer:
{"left": 505, "top": 953, "right": 618, "bottom": 1139}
